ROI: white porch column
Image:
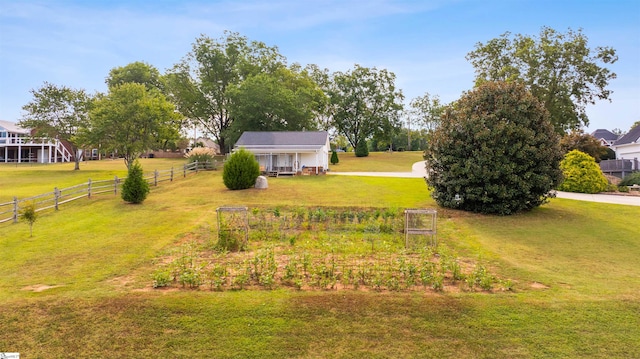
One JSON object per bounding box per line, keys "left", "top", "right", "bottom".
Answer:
{"left": 17, "top": 143, "right": 22, "bottom": 163}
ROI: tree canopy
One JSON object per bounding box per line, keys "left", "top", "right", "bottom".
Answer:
{"left": 328, "top": 65, "right": 404, "bottom": 154}
{"left": 166, "top": 31, "right": 286, "bottom": 153}
{"left": 226, "top": 66, "right": 325, "bottom": 144}
{"left": 106, "top": 61, "right": 164, "bottom": 92}
{"left": 408, "top": 92, "right": 445, "bottom": 133}
{"left": 424, "top": 81, "right": 563, "bottom": 215}
{"left": 466, "top": 26, "right": 617, "bottom": 134}
{"left": 87, "top": 83, "right": 181, "bottom": 169}
{"left": 19, "top": 82, "right": 92, "bottom": 170}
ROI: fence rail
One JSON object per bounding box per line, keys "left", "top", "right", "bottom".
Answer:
{"left": 600, "top": 158, "right": 640, "bottom": 178}
{"left": 0, "top": 160, "right": 215, "bottom": 225}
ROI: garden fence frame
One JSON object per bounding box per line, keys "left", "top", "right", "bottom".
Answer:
{"left": 0, "top": 160, "right": 214, "bottom": 225}
{"left": 404, "top": 208, "right": 437, "bottom": 248}
{"left": 216, "top": 206, "right": 249, "bottom": 249}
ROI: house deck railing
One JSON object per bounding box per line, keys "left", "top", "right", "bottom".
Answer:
{"left": 600, "top": 159, "right": 639, "bottom": 178}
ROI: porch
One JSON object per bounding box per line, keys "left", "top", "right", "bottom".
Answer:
{"left": 255, "top": 152, "right": 327, "bottom": 177}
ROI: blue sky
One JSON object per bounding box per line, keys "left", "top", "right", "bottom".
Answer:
{"left": 1, "top": 0, "right": 638, "bottom": 133}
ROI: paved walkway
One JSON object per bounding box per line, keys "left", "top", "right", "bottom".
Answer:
{"left": 328, "top": 161, "right": 640, "bottom": 206}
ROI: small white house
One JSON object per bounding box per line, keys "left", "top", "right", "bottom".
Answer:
{"left": 234, "top": 131, "right": 330, "bottom": 176}
{"left": 0, "top": 120, "right": 73, "bottom": 163}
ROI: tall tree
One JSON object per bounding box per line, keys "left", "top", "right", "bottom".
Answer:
{"left": 106, "top": 61, "right": 164, "bottom": 92}
{"left": 87, "top": 83, "right": 181, "bottom": 169}
{"left": 466, "top": 26, "right": 617, "bottom": 133}
{"left": 19, "top": 82, "right": 92, "bottom": 170}
{"left": 226, "top": 66, "right": 325, "bottom": 144}
{"left": 106, "top": 62, "right": 185, "bottom": 150}
{"left": 408, "top": 92, "right": 444, "bottom": 133}
{"left": 166, "top": 31, "right": 285, "bottom": 154}
{"left": 328, "top": 65, "right": 404, "bottom": 154}
{"left": 304, "top": 64, "right": 334, "bottom": 131}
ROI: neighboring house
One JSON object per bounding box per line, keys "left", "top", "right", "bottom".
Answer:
{"left": 0, "top": 120, "right": 74, "bottom": 164}
{"left": 194, "top": 137, "right": 220, "bottom": 154}
{"left": 602, "top": 125, "right": 640, "bottom": 177}
{"left": 612, "top": 125, "right": 640, "bottom": 162}
{"left": 591, "top": 129, "right": 619, "bottom": 147}
{"left": 234, "top": 131, "right": 330, "bottom": 176}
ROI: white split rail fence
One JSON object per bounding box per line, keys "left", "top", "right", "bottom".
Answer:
{"left": 0, "top": 160, "right": 214, "bottom": 224}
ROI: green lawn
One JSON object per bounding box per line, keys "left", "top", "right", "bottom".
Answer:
{"left": 1, "top": 154, "right": 639, "bottom": 358}
{"left": 329, "top": 150, "right": 424, "bottom": 172}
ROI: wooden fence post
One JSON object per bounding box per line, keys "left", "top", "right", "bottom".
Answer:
{"left": 54, "top": 187, "right": 59, "bottom": 210}
{"left": 195, "top": 160, "right": 199, "bottom": 174}
{"left": 183, "top": 164, "right": 187, "bottom": 178}
{"left": 154, "top": 170, "right": 159, "bottom": 186}
{"left": 114, "top": 176, "right": 119, "bottom": 195}
{"left": 88, "top": 179, "right": 92, "bottom": 198}
{"left": 170, "top": 167, "right": 174, "bottom": 182}
{"left": 12, "top": 197, "right": 18, "bottom": 223}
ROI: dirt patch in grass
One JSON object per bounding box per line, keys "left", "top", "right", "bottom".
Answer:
{"left": 21, "top": 284, "right": 64, "bottom": 292}
{"left": 530, "top": 282, "right": 549, "bottom": 289}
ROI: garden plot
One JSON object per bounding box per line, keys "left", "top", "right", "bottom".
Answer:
{"left": 151, "top": 207, "right": 512, "bottom": 293}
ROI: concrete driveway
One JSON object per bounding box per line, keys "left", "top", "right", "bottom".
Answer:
{"left": 328, "top": 161, "right": 640, "bottom": 206}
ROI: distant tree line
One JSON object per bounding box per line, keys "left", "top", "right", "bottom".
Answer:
{"left": 19, "top": 27, "right": 624, "bottom": 169}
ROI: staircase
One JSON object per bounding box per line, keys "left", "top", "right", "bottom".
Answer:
{"left": 55, "top": 140, "right": 74, "bottom": 163}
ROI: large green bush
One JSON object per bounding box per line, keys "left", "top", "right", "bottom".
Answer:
{"left": 121, "top": 160, "right": 150, "bottom": 204}
{"left": 223, "top": 148, "right": 260, "bottom": 190}
{"left": 558, "top": 150, "right": 608, "bottom": 193}
{"left": 424, "top": 81, "right": 563, "bottom": 215}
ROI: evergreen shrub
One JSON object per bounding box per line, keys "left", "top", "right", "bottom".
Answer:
{"left": 330, "top": 150, "right": 339, "bottom": 165}
{"left": 122, "top": 160, "right": 150, "bottom": 204}
{"left": 223, "top": 148, "right": 260, "bottom": 190}
{"left": 355, "top": 140, "right": 369, "bottom": 157}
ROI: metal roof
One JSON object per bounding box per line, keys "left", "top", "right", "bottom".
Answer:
{"left": 235, "top": 131, "right": 329, "bottom": 148}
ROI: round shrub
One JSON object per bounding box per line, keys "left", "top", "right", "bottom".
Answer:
{"left": 558, "top": 150, "right": 608, "bottom": 194}
{"left": 355, "top": 139, "right": 369, "bottom": 157}
{"left": 122, "top": 160, "right": 150, "bottom": 203}
{"left": 223, "top": 148, "right": 260, "bottom": 190}
{"left": 424, "top": 81, "right": 563, "bottom": 215}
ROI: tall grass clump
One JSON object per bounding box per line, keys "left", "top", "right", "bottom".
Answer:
{"left": 185, "top": 147, "right": 216, "bottom": 166}
{"left": 619, "top": 172, "right": 640, "bottom": 187}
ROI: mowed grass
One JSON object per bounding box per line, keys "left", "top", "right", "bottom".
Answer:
{"left": 328, "top": 150, "right": 424, "bottom": 172}
{"left": 1, "top": 154, "right": 639, "bottom": 358}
